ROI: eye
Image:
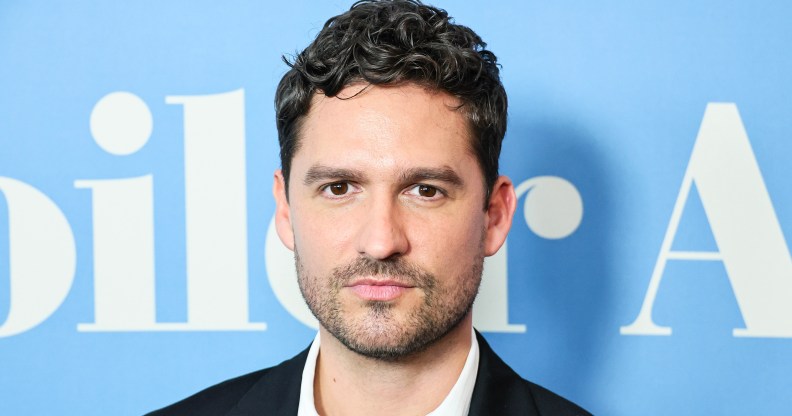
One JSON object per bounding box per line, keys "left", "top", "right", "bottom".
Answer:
{"left": 328, "top": 182, "right": 348, "bottom": 195}
{"left": 320, "top": 182, "right": 356, "bottom": 198}
{"left": 406, "top": 184, "right": 444, "bottom": 200}
{"left": 417, "top": 185, "right": 437, "bottom": 198}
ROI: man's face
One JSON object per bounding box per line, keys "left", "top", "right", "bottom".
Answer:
{"left": 274, "top": 83, "right": 513, "bottom": 359}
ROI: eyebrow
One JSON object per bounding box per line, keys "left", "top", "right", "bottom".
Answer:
{"left": 398, "top": 166, "right": 464, "bottom": 188}
{"left": 302, "top": 164, "right": 464, "bottom": 188}
{"left": 303, "top": 165, "right": 365, "bottom": 186}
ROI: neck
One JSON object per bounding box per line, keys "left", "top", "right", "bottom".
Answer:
{"left": 313, "top": 313, "right": 473, "bottom": 416}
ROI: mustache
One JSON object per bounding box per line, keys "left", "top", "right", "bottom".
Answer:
{"left": 331, "top": 257, "right": 436, "bottom": 289}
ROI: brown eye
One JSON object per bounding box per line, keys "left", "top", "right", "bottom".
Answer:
{"left": 329, "top": 183, "right": 349, "bottom": 195}
{"left": 418, "top": 185, "right": 437, "bottom": 197}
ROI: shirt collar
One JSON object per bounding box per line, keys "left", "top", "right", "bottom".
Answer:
{"left": 297, "top": 328, "right": 480, "bottom": 416}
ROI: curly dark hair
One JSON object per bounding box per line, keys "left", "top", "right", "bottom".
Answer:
{"left": 275, "top": 0, "right": 507, "bottom": 204}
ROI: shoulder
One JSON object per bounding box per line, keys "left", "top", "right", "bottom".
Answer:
{"left": 471, "top": 332, "right": 592, "bottom": 416}
{"left": 145, "top": 347, "right": 309, "bottom": 416}
{"left": 145, "top": 368, "right": 272, "bottom": 416}
{"left": 522, "top": 379, "right": 592, "bottom": 416}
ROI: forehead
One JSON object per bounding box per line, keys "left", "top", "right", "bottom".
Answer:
{"left": 293, "top": 84, "right": 476, "bottom": 173}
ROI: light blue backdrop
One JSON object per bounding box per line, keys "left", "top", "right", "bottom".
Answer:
{"left": 2, "top": 1, "right": 792, "bottom": 415}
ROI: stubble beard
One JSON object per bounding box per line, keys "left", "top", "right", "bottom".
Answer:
{"left": 295, "top": 249, "right": 484, "bottom": 361}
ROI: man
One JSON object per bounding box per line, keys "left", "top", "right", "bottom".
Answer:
{"left": 150, "top": 1, "right": 590, "bottom": 414}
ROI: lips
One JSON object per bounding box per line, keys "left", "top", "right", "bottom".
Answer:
{"left": 346, "top": 279, "right": 415, "bottom": 301}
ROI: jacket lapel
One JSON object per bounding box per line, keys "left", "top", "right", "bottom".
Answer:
{"left": 227, "top": 346, "right": 310, "bottom": 415}
{"left": 468, "top": 331, "right": 541, "bottom": 416}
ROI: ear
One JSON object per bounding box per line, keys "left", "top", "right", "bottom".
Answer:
{"left": 273, "top": 169, "right": 295, "bottom": 251}
{"left": 483, "top": 175, "right": 517, "bottom": 256}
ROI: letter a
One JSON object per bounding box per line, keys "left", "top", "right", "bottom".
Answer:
{"left": 622, "top": 103, "right": 792, "bottom": 337}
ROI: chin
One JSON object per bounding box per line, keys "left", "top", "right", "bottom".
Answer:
{"left": 329, "top": 304, "right": 469, "bottom": 361}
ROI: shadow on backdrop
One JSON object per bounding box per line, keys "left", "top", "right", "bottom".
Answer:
{"left": 484, "top": 106, "right": 616, "bottom": 412}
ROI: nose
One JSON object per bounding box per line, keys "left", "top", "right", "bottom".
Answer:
{"left": 355, "top": 196, "right": 409, "bottom": 260}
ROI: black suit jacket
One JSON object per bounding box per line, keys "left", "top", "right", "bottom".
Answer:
{"left": 147, "top": 332, "right": 591, "bottom": 415}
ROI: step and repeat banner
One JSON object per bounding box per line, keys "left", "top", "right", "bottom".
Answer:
{"left": 2, "top": 1, "right": 791, "bottom": 415}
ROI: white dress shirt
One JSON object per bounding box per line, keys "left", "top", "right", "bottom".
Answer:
{"left": 297, "top": 328, "right": 480, "bottom": 416}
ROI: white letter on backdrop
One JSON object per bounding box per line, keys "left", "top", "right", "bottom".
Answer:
{"left": 80, "top": 90, "right": 263, "bottom": 332}
{"left": 166, "top": 89, "right": 264, "bottom": 330}
{"left": 621, "top": 103, "right": 792, "bottom": 337}
{"left": 0, "top": 178, "right": 76, "bottom": 337}
{"left": 75, "top": 176, "right": 157, "bottom": 331}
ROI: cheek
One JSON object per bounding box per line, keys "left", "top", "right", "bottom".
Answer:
{"left": 408, "top": 209, "right": 485, "bottom": 269}
{"left": 291, "top": 206, "right": 358, "bottom": 268}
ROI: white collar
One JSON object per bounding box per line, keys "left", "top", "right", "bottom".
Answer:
{"left": 297, "top": 328, "right": 480, "bottom": 416}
